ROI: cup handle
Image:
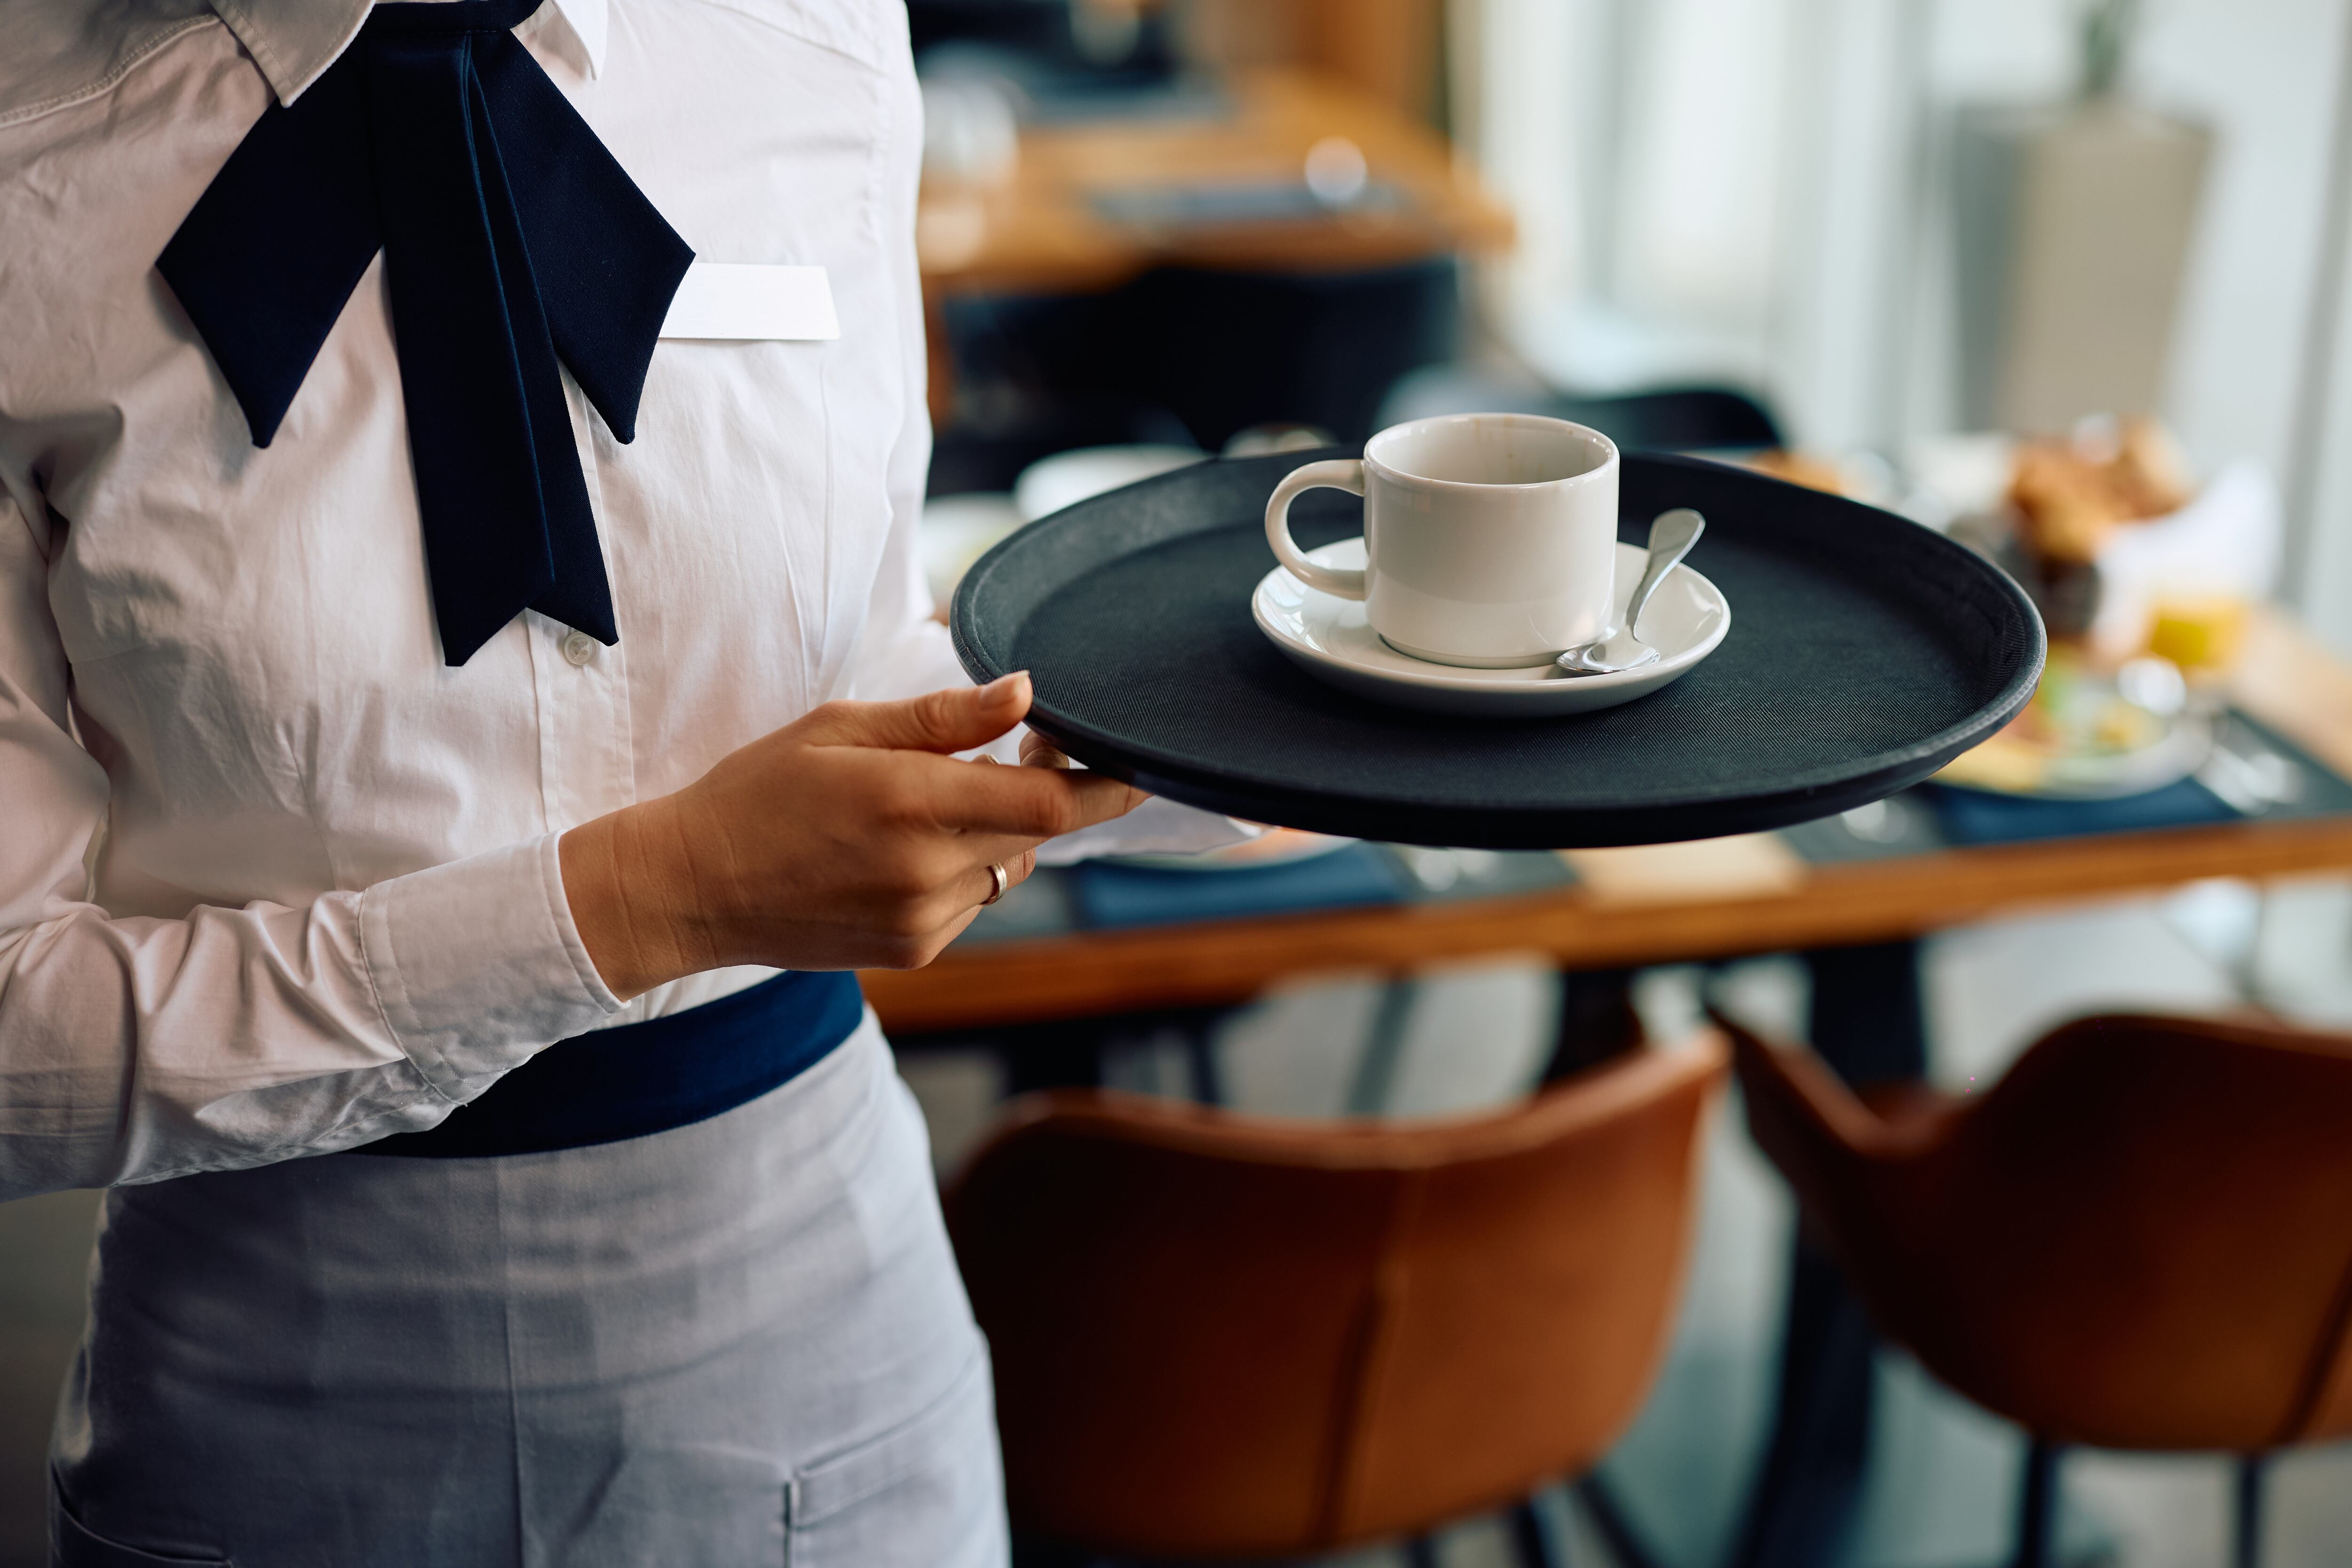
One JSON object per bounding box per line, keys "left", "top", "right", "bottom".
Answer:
{"left": 1264, "top": 459, "right": 1368, "bottom": 600}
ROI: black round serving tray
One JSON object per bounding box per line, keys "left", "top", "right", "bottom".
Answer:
{"left": 951, "top": 450, "right": 2043, "bottom": 848}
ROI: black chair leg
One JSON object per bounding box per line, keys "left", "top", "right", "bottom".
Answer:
{"left": 2013, "top": 1437, "right": 2060, "bottom": 1568}
{"left": 1541, "top": 967, "right": 1643, "bottom": 1082}
{"left": 1343, "top": 978, "right": 1420, "bottom": 1115}
{"left": 1508, "top": 1495, "right": 1569, "bottom": 1568}
{"left": 1405, "top": 1532, "right": 1445, "bottom": 1568}
{"left": 1576, "top": 1473, "right": 1664, "bottom": 1568}
{"left": 1181, "top": 1017, "right": 1226, "bottom": 1106}
{"left": 2234, "top": 1453, "right": 2269, "bottom": 1568}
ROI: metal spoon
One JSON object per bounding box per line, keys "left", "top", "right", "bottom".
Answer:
{"left": 1555, "top": 508, "right": 1707, "bottom": 677}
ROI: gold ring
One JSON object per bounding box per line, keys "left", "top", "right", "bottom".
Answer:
{"left": 982, "top": 861, "right": 1009, "bottom": 906}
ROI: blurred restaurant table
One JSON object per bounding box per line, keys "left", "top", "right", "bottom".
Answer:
{"left": 917, "top": 68, "right": 1513, "bottom": 294}
{"left": 874, "top": 598, "right": 2352, "bottom": 1568}
{"left": 861, "top": 605, "right": 2352, "bottom": 1036}
{"left": 915, "top": 66, "right": 1514, "bottom": 425}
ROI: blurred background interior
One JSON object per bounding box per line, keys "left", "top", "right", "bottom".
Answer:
{"left": 13, "top": 0, "right": 2352, "bottom": 1564}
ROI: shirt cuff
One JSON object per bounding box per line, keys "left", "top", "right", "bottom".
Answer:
{"left": 357, "top": 833, "right": 622, "bottom": 1102}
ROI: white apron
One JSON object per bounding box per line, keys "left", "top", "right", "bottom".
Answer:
{"left": 46, "top": 1016, "right": 1007, "bottom": 1568}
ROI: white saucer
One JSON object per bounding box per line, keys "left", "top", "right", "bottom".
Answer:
{"left": 1252, "top": 540, "right": 1731, "bottom": 717}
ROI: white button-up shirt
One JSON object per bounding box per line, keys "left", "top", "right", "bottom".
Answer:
{"left": 0, "top": 0, "right": 1226, "bottom": 1200}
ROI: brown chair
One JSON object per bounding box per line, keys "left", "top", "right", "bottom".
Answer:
{"left": 944, "top": 1035, "right": 1728, "bottom": 1564}
{"left": 1718, "top": 1009, "right": 2352, "bottom": 1568}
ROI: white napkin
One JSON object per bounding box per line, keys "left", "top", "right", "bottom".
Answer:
{"left": 961, "top": 730, "right": 1261, "bottom": 866}
{"left": 1036, "top": 795, "right": 1263, "bottom": 867}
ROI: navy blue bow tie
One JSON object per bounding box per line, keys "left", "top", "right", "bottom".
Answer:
{"left": 159, "top": 0, "right": 694, "bottom": 665}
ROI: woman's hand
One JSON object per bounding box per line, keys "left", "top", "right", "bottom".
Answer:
{"left": 559, "top": 673, "right": 1141, "bottom": 999}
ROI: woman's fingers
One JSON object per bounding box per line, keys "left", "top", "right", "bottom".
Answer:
{"left": 922, "top": 752, "right": 1144, "bottom": 836}
{"left": 577, "top": 678, "right": 1144, "bottom": 984}
{"left": 927, "top": 833, "right": 1046, "bottom": 891}
{"left": 798, "top": 673, "right": 1031, "bottom": 755}
{"left": 1018, "top": 731, "right": 1071, "bottom": 768}
{"left": 960, "top": 853, "right": 1018, "bottom": 912}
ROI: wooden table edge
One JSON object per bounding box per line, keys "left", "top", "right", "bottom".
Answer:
{"left": 862, "top": 813, "right": 2352, "bottom": 1034}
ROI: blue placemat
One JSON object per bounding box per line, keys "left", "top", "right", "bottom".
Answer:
{"left": 1067, "top": 844, "right": 1406, "bottom": 930}
{"left": 1919, "top": 778, "right": 2238, "bottom": 846}
{"left": 1091, "top": 179, "right": 1407, "bottom": 230}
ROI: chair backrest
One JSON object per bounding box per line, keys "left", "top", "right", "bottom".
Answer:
{"left": 1376, "top": 366, "right": 1786, "bottom": 454}
{"left": 945, "top": 1037, "right": 1727, "bottom": 1558}
{"left": 1550, "top": 388, "right": 1785, "bottom": 454}
{"left": 1728, "top": 1011, "right": 2352, "bottom": 1451}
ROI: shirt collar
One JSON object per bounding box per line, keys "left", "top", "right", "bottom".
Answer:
{"left": 211, "top": 0, "right": 606, "bottom": 105}
{"left": 534, "top": 0, "right": 606, "bottom": 81}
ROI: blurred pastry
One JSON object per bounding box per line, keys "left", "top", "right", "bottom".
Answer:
{"left": 2007, "top": 414, "right": 2193, "bottom": 564}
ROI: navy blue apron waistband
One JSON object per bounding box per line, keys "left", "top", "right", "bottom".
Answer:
{"left": 358, "top": 969, "right": 866, "bottom": 1158}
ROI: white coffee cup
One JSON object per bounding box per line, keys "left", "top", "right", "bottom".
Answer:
{"left": 1263, "top": 413, "right": 1621, "bottom": 668}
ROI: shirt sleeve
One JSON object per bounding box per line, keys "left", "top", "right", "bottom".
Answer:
{"left": 0, "top": 493, "right": 619, "bottom": 1200}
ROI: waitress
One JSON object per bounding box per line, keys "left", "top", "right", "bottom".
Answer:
{"left": 0, "top": 0, "right": 1229, "bottom": 1561}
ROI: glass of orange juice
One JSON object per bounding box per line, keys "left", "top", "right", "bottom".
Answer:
{"left": 2147, "top": 591, "right": 2249, "bottom": 677}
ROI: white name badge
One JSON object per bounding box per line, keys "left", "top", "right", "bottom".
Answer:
{"left": 659, "top": 264, "right": 839, "bottom": 341}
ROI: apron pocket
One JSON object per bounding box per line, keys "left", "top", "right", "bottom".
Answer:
{"left": 49, "top": 1478, "right": 230, "bottom": 1568}
{"left": 785, "top": 1345, "right": 1002, "bottom": 1568}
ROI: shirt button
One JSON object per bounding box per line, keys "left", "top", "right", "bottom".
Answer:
{"left": 560, "top": 629, "right": 601, "bottom": 667}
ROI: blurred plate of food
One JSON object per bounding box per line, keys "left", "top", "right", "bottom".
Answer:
{"left": 1923, "top": 415, "right": 2279, "bottom": 660}
{"left": 1934, "top": 648, "right": 2210, "bottom": 799}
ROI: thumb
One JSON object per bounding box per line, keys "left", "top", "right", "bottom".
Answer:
{"left": 803, "top": 672, "right": 1032, "bottom": 755}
